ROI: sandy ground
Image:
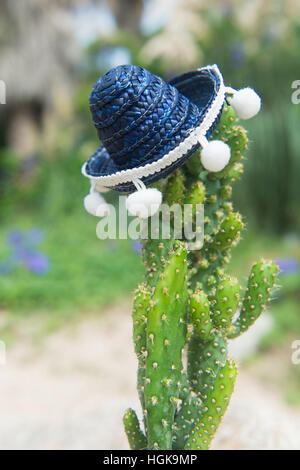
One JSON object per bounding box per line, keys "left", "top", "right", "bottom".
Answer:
{"left": 0, "top": 303, "right": 300, "bottom": 450}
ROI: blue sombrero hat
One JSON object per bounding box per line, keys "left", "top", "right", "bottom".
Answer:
{"left": 82, "top": 64, "right": 261, "bottom": 218}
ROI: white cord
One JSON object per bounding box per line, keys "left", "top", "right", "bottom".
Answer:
{"left": 90, "top": 180, "right": 97, "bottom": 194}
{"left": 225, "top": 86, "right": 237, "bottom": 95}
{"left": 132, "top": 178, "right": 146, "bottom": 191}
{"left": 198, "top": 135, "right": 208, "bottom": 148}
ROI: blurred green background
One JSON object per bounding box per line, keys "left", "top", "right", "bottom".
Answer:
{"left": 0, "top": 0, "right": 300, "bottom": 404}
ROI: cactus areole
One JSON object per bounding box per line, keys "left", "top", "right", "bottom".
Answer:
{"left": 82, "top": 64, "right": 277, "bottom": 450}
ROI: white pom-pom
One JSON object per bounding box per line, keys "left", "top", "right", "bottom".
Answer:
{"left": 126, "top": 188, "right": 162, "bottom": 219}
{"left": 201, "top": 140, "right": 231, "bottom": 172}
{"left": 95, "top": 202, "right": 110, "bottom": 217}
{"left": 230, "top": 87, "right": 261, "bottom": 120}
{"left": 83, "top": 192, "right": 110, "bottom": 217}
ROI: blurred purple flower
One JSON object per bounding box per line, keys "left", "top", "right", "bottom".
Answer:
{"left": 275, "top": 258, "right": 300, "bottom": 276}
{"left": 1, "top": 228, "right": 50, "bottom": 276}
{"left": 25, "top": 251, "right": 50, "bottom": 275}
{"left": 132, "top": 240, "right": 143, "bottom": 256}
{"left": 7, "top": 230, "right": 24, "bottom": 246}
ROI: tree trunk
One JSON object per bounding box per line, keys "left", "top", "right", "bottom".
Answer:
{"left": 108, "top": 0, "right": 144, "bottom": 35}
{"left": 7, "top": 105, "right": 40, "bottom": 160}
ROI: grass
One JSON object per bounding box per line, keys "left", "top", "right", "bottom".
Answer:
{"left": 0, "top": 212, "right": 143, "bottom": 316}
{"left": 1, "top": 211, "right": 299, "bottom": 337}
{"left": 0, "top": 209, "right": 144, "bottom": 343}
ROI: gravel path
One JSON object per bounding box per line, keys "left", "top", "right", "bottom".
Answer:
{"left": 0, "top": 303, "right": 299, "bottom": 450}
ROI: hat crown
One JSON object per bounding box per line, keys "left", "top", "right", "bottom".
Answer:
{"left": 89, "top": 65, "right": 195, "bottom": 171}
{"left": 94, "top": 66, "right": 122, "bottom": 91}
{"left": 89, "top": 65, "right": 150, "bottom": 129}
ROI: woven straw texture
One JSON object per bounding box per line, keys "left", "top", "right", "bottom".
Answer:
{"left": 85, "top": 65, "right": 222, "bottom": 192}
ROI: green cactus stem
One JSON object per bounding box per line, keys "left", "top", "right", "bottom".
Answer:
{"left": 142, "top": 233, "right": 175, "bottom": 287}
{"left": 132, "top": 284, "right": 151, "bottom": 420}
{"left": 144, "top": 243, "right": 188, "bottom": 449}
{"left": 172, "top": 374, "right": 203, "bottom": 450}
{"left": 132, "top": 283, "right": 151, "bottom": 361}
{"left": 184, "top": 181, "right": 206, "bottom": 207}
{"left": 164, "top": 169, "right": 186, "bottom": 206}
{"left": 188, "top": 329, "right": 228, "bottom": 400}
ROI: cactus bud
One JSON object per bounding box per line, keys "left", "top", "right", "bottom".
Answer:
{"left": 213, "top": 212, "right": 244, "bottom": 251}
{"left": 123, "top": 408, "right": 147, "bottom": 450}
{"left": 190, "top": 290, "right": 213, "bottom": 340}
{"left": 230, "top": 260, "right": 279, "bottom": 338}
{"left": 212, "top": 275, "right": 242, "bottom": 330}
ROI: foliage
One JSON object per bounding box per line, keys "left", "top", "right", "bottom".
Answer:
{"left": 233, "top": 105, "right": 300, "bottom": 234}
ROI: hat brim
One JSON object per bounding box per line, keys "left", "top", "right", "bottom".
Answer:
{"left": 82, "top": 65, "right": 225, "bottom": 193}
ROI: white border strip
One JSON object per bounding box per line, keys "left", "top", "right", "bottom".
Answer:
{"left": 82, "top": 64, "right": 225, "bottom": 189}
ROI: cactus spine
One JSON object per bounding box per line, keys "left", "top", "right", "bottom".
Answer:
{"left": 124, "top": 105, "right": 279, "bottom": 450}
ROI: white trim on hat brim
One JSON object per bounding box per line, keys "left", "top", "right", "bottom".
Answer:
{"left": 81, "top": 64, "right": 225, "bottom": 191}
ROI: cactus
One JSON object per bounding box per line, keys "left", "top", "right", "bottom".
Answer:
{"left": 124, "top": 104, "right": 279, "bottom": 450}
